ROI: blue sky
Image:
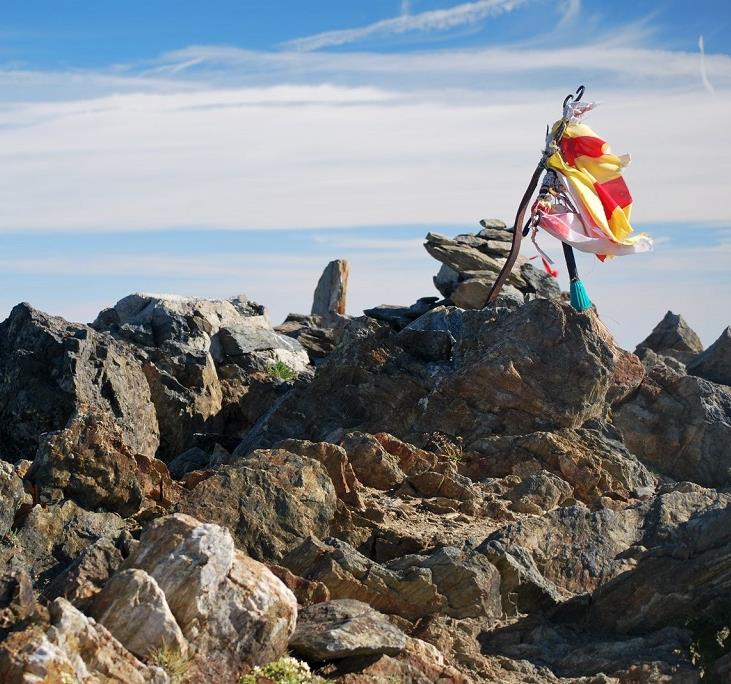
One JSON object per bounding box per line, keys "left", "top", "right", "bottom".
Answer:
{"left": 1, "top": 0, "right": 730, "bottom": 348}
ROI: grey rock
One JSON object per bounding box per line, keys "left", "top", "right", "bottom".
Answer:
{"left": 614, "top": 359, "right": 731, "bottom": 487}
{"left": 433, "top": 263, "right": 460, "bottom": 297}
{"left": 687, "top": 325, "right": 731, "bottom": 386}
{"left": 425, "top": 241, "right": 504, "bottom": 275}
{"left": 17, "top": 500, "right": 128, "bottom": 586}
{"left": 635, "top": 310, "right": 703, "bottom": 363}
{"left": 508, "top": 471, "right": 574, "bottom": 514}
{"left": 176, "top": 449, "right": 337, "bottom": 561}
{"left": 167, "top": 446, "right": 210, "bottom": 479}
{"left": 0, "top": 303, "right": 159, "bottom": 460}
{"left": 364, "top": 297, "right": 440, "bottom": 331}
{"left": 520, "top": 262, "right": 561, "bottom": 300}
{"left": 291, "top": 599, "right": 407, "bottom": 661}
{"left": 312, "top": 259, "right": 350, "bottom": 317}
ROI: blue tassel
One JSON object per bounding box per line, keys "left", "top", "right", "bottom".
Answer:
{"left": 570, "top": 279, "right": 592, "bottom": 311}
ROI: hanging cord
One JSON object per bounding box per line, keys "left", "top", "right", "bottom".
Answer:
{"left": 487, "top": 85, "right": 584, "bottom": 304}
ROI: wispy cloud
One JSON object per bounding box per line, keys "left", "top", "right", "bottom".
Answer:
{"left": 699, "top": 35, "right": 715, "bottom": 95}
{"left": 283, "top": 0, "right": 532, "bottom": 52}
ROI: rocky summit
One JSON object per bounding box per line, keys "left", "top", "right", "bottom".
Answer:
{"left": 0, "top": 227, "right": 730, "bottom": 683}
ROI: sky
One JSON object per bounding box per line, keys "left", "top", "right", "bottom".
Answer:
{"left": 1, "top": 0, "right": 730, "bottom": 349}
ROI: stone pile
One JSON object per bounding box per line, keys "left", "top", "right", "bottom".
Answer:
{"left": 424, "top": 218, "right": 560, "bottom": 309}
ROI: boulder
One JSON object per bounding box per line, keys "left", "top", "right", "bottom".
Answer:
{"left": 236, "top": 300, "right": 644, "bottom": 450}
{"left": 17, "top": 500, "right": 128, "bottom": 585}
{"left": 687, "top": 325, "right": 731, "bottom": 386}
{"left": 635, "top": 310, "right": 703, "bottom": 363}
{"left": 291, "top": 599, "right": 407, "bottom": 661}
{"left": 0, "top": 556, "right": 36, "bottom": 638}
{"left": 123, "top": 514, "right": 297, "bottom": 677}
{"left": 0, "top": 598, "right": 168, "bottom": 684}
{"left": 341, "top": 431, "right": 405, "bottom": 490}
{"left": 274, "top": 439, "right": 364, "bottom": 508}
{"left": 0, "top": 462, "right": 24, "bottom": 538}
{"left": 281, "top": 536, "right": 442, "bottom": 622}
{"left": 0, "top": 303, "right": 159, "bottom": 460}
{"left": 614, "top": 357, "right": 731, "bottom": 487}
{"left": 507, "top": 471, "right": 574, "bottom": 514}
{"left": 28, "top": 409, "right": 179, "bottom": 517}
{"left": 433, "top": 263, "right": 460, "bottom": 298}
{"left": 364, "top": 297, "right": 441, "bottom": 331}
{"left": 176, "top": 449, "right": 336, "bottom": 561}
{"left": 92, "top": 292, "right": 309, "bottom": 458}
{"left": 311, "top": 259, "right": 350, "bottom": 317}
{"left": 276, "top": 313, "right": 344, "bottom": 362}
{"left": 89, "top": 568, "right": 188, "bottom": 659}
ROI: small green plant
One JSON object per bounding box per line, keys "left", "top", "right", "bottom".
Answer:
{"left": 4, "top": 528, "right": 22, "bottom": 548}
{"left": 268, "top": 360, "right": 297, "bottom": 382}
{"left": 240, "top": 656, "right": 323, "bottom": 684}
{"left": 147, "top": 647, "right": 190, "bottom": 684}
{"left": 426, "top": 431, "right": 464, "bottom": 462}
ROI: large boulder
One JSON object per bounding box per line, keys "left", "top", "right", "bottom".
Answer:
{"left": 93, "top": 293, "right": 309, "bottom": 459}
{"left": 614, "top": 355, "right": 731, "bottom": 487}
{"left": 235, "top": 300, "right": 644, "bottom": 451}
{"left": 0, "top": 303, "right": 159, "bottom": 460}
{"left": 28, "top": 409, "right": 180, "bottom": 517}
{"left": 0, "top": 598, "right": 168, "bottom": 684}
{"left": 176, "top": 449, "right": 336, "bottom": 561}
{"left": 123, "top": 514, "right": 297, "bottom": 679}
{"left": 687, "top": 325, "right": 731, "bottom": 386}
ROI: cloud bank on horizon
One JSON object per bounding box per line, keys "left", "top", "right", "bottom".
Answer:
{"left": 0, "top": 0, "right": 729, "bottom": 348}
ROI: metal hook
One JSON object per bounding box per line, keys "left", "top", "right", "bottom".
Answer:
{"left": 574, "top": 85, "right": 585, "bottom": 102}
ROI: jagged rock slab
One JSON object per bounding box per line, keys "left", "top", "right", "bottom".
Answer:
{"left": 312, "top": 259, "right": 350, "bottom": 317}
{"left": 176, "top": 449, "right": 336, "bottom": 561}
{"left": 635, "top": 310, "right": 703, "bottom": 363}
{"left": 0, "top": 463, "right": 24, "bottom": 538}
{"left": 687, "top": 325, "right": 731, "bottom": 386}
{"left": 0, "top": 303, "right": 159, "bottom": 460}
{"left": 291, "top": 599, "right": 407, "bottom": 660}
{"left": 614, "top": 356, "right": 731, "bottom": 487}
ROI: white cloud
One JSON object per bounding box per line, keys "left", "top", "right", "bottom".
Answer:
{"left": 283, "top": 0, "right": 532, "bottom": 51}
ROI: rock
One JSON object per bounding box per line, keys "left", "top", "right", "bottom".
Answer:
{"left": 312, "top": 259, "right": 350, "bottom": 317}
{"left": 237, "top": 300, "right": 643, "bottom": 451}
{"left": 43, "top": 535, "right": 126, "bottom": 609}
{"left": 0, "top": 556, "right": 36, "bottom": 638}
{"left": 478, "top": 218, "right": 511, "bottom": 236}
{"left": 397, "top": 327, "right": 454, "bottom": 362}
{"left": 89, "top": 568, "right": 188, "bottom": 659}
{"left": 425, "top": 241, "right": 505, "bottom": 275}
{"left": 167, "top": 446, "right": 210, "bottom": 480}
{"left": 385, "top": 546, "right": 502, "bottom": 620}
{"left": 341, "top": 431, "right": 405, "bottom": 490}
{"left": 281, "top": 536, "right": 442, "bottom": 621}
{"left": 17, "top": 500, "right": 128, "bottom": 586}
{"left": 635, "top": 310, "right": 703, "bottom": 363}
{"left": 482, "top": 504, "right": 646, "bottom": 594}
{"left": 471, "top": 428, "right": 655, "bottom": 505}
{"left": 92, "top": 292, "right": 308, "bottom": 459}
{"left": 291, "top": 599, "right": 407, "bottom": 660}
{"left": 0, "top": 302, "right": 159, "bottom": 460}
{"left": 364, "top": 297, "right": 441, "bottom": 331}
{"left": 508, "top": 471, "right": 573, "bottom": 514}
{"left": 0, "top": 597, "right": 168, "bottom": 684}
{"left": 588, "top": 503, "right": 731, "bottom": 635}
{"left": 176, "top": 449, "right": 336, "bottom": 561}
{"left": 478, "top": 540, "right": 565, "bottom": 615}
{"left": 687, "top": 325, "right": 731, "bottom": 386}
{"left": 451, "top": 278, "right": 492, "bottom": 309}
{"left": 434, "top": 263, "right": 460, "bottom": 297}
{"left": 276, "top": 313, "right": 345, "bottom": 362}
{"left": 614, "top": 358, "right": 731, "bottom": 487}
{"left": 274, "top": 439, "right": 364, "bottom": 508}
{"left": 123, "top": 514, "right": 297, "bottom": 677}
{"left": 520, "top": 262, "right": 561, "bottom": 300}
{"left": 267, "top": 564, "right": 330, "bottom": 607}
{"left": 0, "top": 462, "right": 24, "bottom": 538}
{"left": 28, "top": 409, "right": 179, "bottom": 517}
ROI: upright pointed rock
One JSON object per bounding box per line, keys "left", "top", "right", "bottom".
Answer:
{"left": 635, "top": 310, "right": 703, "bottom": 363}
{"left": 312, "top": 259, "right": 349, "bottom": 317}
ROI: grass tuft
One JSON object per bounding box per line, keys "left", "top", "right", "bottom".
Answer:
{"left": 268, "top": 360, "right": 297, "bottom": 382}
{"left": 147, "top": 647, "right": 190, "bottom": 684}
{"left": 240, "top": 656, "right": 323, "bottom": 684}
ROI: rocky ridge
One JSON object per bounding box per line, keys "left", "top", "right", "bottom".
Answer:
{"left": 0, "top": 225, "right": 730, "bottom": 683}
